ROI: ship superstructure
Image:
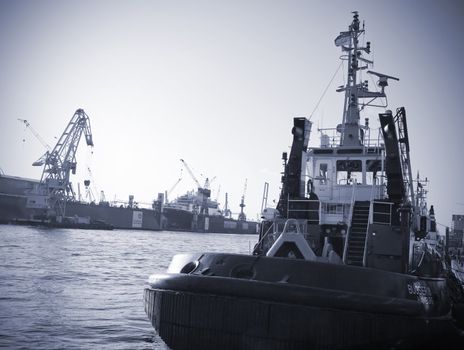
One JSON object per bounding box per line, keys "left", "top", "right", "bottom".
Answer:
{"left": 266, "top": 11, "right": 422, "bottom": 271}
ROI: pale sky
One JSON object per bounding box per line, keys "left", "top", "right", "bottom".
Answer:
{"left": 0, "top": 0, "right": 463, "bottom": 227}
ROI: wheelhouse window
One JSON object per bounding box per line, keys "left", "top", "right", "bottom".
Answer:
{"left": 324, "top": 203, "right": 344, "bottom": 214}
{"left": 336, "top": 160, "right": 362, "bottom": 184}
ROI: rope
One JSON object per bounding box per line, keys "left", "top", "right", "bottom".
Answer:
{"left": 436, "top": 221, "right": 450, "bottom": 229}
{"left": 309, "top": 61, "right": 343, "bottom": 121}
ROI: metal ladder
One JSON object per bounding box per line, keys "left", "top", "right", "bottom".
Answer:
{"left": 346, "top": 201, "right": 370, "bottom": 266}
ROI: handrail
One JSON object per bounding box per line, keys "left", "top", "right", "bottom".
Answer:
{"left": 286, "top": 193, "right": 290, "bottom": 218}
{"left": 368, "top": 183, "right": 375, "bottom": 225}
{"left": 362, "top": 222, "right": 370, "bottom": 267}
{"left": 252, "top": 221, "right": 276, "bottom": 255}
{"left": 286, "top": 198, "right": 320, "bottom": 225}
{"left": 372, "top": 200, "right": 395, "bottom": 205}
{"left": 372, "top": 201, "right": 394, "bottom": 225}
{"left": 363, "top": 181, "right": 378, "bottom": 266}
{"left": 253, "top": 216, "right": 311, "bottom": 255}
{"left": 343, "top": 180, "right": 357, "bottom": 263}
{"left": 317, "top": 127, "right": 384, "bottom": 148}
{"left": 348, "top": 179, "right": 357, "bottom": 228}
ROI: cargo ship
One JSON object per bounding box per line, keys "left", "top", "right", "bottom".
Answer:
{"left": 0, "top": 173, "right": 163, "bottom": 230}
{"left": 160, "top": 159, "right": 258, "bottom": 234}
{"left": 162, "top": 190, "right": 258, "bottom": 234}
{"left": 144, "top": 12, "right": 464, "bottom": 349}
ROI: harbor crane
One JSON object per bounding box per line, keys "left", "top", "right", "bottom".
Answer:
{"left": 180, "top": 159, "right": 215, "bottom": 190}
{"left": 26, "top": 109, "right": 94, "bottom": 220}
{"left": 223, "top": 192, "right": 231, "bottom": 218}
{"left": 180, "top": 159, "right": 212, "bottom": 215}
{"left": 180, "top": 159, "right": 201, "bottom": 188}
{"left": 165, "top": 169, "right": 183, "bottom": 203}
{"left": 203, "top": 176, "right": 216, "bottom": 190}
{"left": 18, "top": 118, "right": 52, "bottom": 166}
{"left": 215, "top": 184, "right": 221, "bottom": 202}
{"left": 238, "top": 178, "right": 247, "bottom": 221}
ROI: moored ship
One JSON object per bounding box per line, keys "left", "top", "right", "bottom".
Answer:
{"left": 144, "top": 12, "right": 464, "bottom": 349}
{"left": 162, "top": 159, "right": 258, "bottom": 234}
{"left": 0, "top": 171, "right": 163, "bottom": 231}
{"left": 162, "top": 191, "right": 258, "bottom": 234}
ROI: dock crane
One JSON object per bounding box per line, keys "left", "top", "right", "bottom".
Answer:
{"left": 165, "top": 169, "right": 183, "bottom": 203}
{"left": 26, "top": 109, "right": 94, "bottom": 220}
{"left": 180, "top": 159, "right": 201, "bottom": 188}
{"left": 223, "top": 192, "right": 231, "bottom": 218}
{"left": 180, "top": 159, "right": 215, "bottom": 190}
{"left": 18, "top": 118, "right": 52, "bottom": 152}
{"left": 238, "top": 178, "right": 247, "bottom": 221}
{"left": 203, "top": 176, "right": 217, "bottom": 191}
{"left": 17, "top": 118, "right": 52, "bottom": 166}
{"left": 215, "top": 184, "right": 221, "bottom": 202}
{"left": 180, "top": 159, "right": 212, "bottom": 215}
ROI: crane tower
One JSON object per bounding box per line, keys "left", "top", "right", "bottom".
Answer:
{"left": 26, "top": 109, "right": 94, "bottom": 220}
{"left": 180, "top": 159, "right": 212, "bottom": 215}
{"left": 238, "top": 178, "right": 247, "bottom": 221}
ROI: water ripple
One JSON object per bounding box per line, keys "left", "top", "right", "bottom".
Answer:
{"left": 0, "top": 225, "right": 255, "bottom": 349}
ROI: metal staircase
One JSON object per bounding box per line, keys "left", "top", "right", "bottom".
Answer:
{"left": 346, "top": 201, "right": 370, "bottom": 266}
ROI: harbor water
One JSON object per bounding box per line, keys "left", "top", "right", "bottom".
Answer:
{"left": 0, "top": 224, "right": 256, "bottom": 349}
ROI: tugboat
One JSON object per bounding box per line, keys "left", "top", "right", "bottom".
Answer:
{"left": 144, "top": 13, "right": 464, "bottom": 349}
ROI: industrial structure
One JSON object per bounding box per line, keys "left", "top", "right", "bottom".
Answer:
{"left": 162, "top": 159, "right": 257, "bottom": 233}
{"left": 25, "top": 109, "right": 94, "bottom": 221}
{"left": 1, "top": 109, "right": 162, "bottom": 230}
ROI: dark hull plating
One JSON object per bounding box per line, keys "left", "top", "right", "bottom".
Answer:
{"left": 144, "top": 253, "right": 463, "bottom": 349}
{"left": 163, "top": 207, "right": 258, "bottom": 234}
{"left": 144, "top": 288, "right": 459, "bottom": 350}
{"left": 0, "top": 175, "right": 161, "bottom": 230}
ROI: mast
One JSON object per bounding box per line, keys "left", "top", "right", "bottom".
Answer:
{"left": 340, "top": 11, "right": 362, "bottom": 146}
{"left": 335, "top": 11, "right": 398, "bottom": 147}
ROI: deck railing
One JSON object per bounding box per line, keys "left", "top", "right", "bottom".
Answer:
{"left": 286, "top": 198, "right": 320, "bottom": 225}
{"left": 342, "top": 181, "right": 358, "bottom": 263}
{"left": 363, "top": 184, "right": 378, "bottom": 267}
{"left": 371, "top": 201, "right": 394, "bottom": 225}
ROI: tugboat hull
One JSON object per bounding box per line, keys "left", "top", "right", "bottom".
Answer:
{"left": 144, "top": 253, "right": 460, "bottom": 350}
